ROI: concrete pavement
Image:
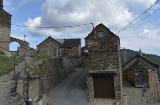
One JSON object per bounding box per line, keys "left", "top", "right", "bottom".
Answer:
{"left": 49, "top": 68, "right": 88, "bottom": 105}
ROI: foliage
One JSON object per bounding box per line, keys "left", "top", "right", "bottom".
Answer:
{"left": 0, "top": 51, "right": 50, "bottom": 77}
{"left": 29, "top": 52, "right": 50, "bottom": 62}
{"left": 0, "top": 54, "right": 25, "bottom": 77}
{"left": 0, "top": 51, "right": 5, "bottom": 55}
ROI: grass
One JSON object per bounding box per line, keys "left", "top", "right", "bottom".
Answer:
{"left": 0, "top": 51, "right": 51, "bottom": 77}
{"left": 0, "top": 53, "right": 25, "bottom": 77}
{"left": 29, "top": 52, "right": 51, "bottom": 62}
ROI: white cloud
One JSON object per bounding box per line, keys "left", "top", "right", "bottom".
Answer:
{"left": 23, "top": 0, "right": 160, "bottom": 55}
{"left": 25, "top": 0, "right": 137, "bottom": 37}
{"left": 139, "top": 29, "right": 159, "bottom": 39}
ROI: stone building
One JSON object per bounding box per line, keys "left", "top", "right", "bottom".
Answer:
{"left": 122, "top": 53, "right": 159, "bottom": 101}
{"left": 60, "top": 38, "right": 81, "bottom": 56}
{"left": 85, "top": 23, "right": 122, "bottom": 105}
{"left": 0, "top": 0, "right": 12, "bottom": 54}
{"left": 37, "top": 36, "right": 62, "bottom": 56}
{"left": 122, "top": 53, "right": 158, "bottom": 87}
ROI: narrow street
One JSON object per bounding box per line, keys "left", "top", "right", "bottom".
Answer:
{"left": 49, "top": 68, "right": 88, "bottom": 105}
{"left": 152, "top": 102, "right": 160, "bottom": 105}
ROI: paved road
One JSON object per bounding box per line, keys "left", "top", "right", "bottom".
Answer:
{"left": 152, "top": 102, "right": 160, "bottom": 105}
{"left": 49, "top": 68, "right": 88, "bottom": 105}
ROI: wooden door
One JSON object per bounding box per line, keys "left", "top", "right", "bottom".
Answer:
{"left": 93, "top": 76, "right": 115, "bottom": 99}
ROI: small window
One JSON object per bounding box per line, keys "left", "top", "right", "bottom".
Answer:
{"left": 98, "top": 31, "right": 104, "bottom": 38}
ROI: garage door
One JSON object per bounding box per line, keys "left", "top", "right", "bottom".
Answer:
{"left": 93, "top": 76, "right": 115, "bottom": 99}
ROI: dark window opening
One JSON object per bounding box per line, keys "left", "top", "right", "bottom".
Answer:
{"left": 98, "top": 31, "right": 104, "bottom": 38}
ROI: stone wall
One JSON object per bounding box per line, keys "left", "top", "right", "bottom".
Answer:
{"left": 20, "top": 57, "right": 76, "bottom": 103}
{"left": 0, "top": 8, "right": 11, "bottom": 54}
{"left": 68, "top": 56, "right": 83, "bottom": 68}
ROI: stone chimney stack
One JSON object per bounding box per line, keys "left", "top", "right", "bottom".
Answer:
{"left": 124, "top": 47, "right": 127, "bottom": 64}
{"left": 0, "top": 0, "right": 3, "bottom": 9}
{"left": 139, "top": 49, "right": 142, "bottom": 56}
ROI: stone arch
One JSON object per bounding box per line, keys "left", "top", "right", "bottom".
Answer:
{"left": 9, "top": 42, "right": 20, "bottom": 51}
{"left": 10, "top": 37, "right": 29, "bottom": 53}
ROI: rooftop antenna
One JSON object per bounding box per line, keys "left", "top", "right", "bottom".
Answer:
{"left": 90, "top": 23, "right": 94, "bottom": 30}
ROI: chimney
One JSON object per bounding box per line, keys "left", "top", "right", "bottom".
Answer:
{"left": 139, "top": 49, "right": 142, "bottom": 56}
{"left": 124, "top": 47, "right": 127, "bottom": 64}
{"left": 0, "top": 0, "right": 3, "bottom": 9}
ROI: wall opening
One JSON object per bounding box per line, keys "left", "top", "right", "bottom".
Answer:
{"left": 9, "top": 42, "right": 20, "bottom": 52}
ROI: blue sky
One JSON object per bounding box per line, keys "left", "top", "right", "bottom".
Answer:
{"left": 3, "top": 0, "right": 160, "bottom": 55}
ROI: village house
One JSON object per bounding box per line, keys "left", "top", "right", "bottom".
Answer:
{"left": 60, "top": 38, "right": 81, "bottom": 56}
{"left": 122, "top": 51, "right": 159, "bottom": 101}
{"left": 85, "top": 23, "right": 122, "bottom": 105}
{"left": 37, "top": 36, "right": 81, "bottom": 57}
{"left": 36, "top": 36, "right": 62, "bottom": 56}
{"left": 0, "top": 0, "right": 12, "bottom": 55}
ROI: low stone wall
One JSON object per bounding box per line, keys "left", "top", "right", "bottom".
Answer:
{"left": 41, "top": 57, "right": 75, "bottom": 96}
{"left": 20, "top": 57, "right": 75, "bottom": 104}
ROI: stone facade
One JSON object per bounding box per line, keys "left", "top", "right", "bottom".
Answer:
{"left": 122, "top": 54, "right": 158, "bottom": 88}
{"left": 122, "top": 54, "right": 160, "bottom": 104}
{"left": 60, "top": 38, "right": 81, "bottom": 56}
{"left": 37, "top": 36, "right": 62, "bottom": 56}
{"left": 0, "top": 0, "right": 11, "bottom": 54}
{"left": 85, "top": 23, "right": 122, "bottom": 105}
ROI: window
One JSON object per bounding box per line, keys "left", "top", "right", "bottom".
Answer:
{"left": 98, "top": 31, "right": 104, "bottom": 38}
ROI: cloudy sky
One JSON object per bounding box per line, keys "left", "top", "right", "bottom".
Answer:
{"left": 3, "top": 0, "right": 160, "bottom": 55}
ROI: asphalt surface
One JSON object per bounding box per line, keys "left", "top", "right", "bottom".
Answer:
{"left": 49, "top": 68, "right": 88, "bottom": 105}
{"left": 152, "top": 102, "right": 160, "bottom": 105}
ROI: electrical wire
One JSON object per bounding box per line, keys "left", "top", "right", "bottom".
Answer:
{"left": 119, "top": 7, "right": 160, "bottom": 32}
{"left": 116, "top": 0, "right": 159, "bottom": 34}
{"left": 11, "top": 23, "right": 93, "bottom": 29}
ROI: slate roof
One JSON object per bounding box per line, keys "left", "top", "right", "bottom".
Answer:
{"left": 122, "top": 54, "right": 158, "bottom": 69}
{"left": 62, "top": 38, "right": 81, "bottom": 48}
{"left": 36, "top": 36, "right": 62, "bottom": 47}
{"left": 85, "top": 23, "right": 120, "bottom": 41}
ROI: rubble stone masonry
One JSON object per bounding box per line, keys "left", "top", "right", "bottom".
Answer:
{"left": 85, "top": 23, "right": 122, "bottom": 105}
{"left": 0, "top": 8, "right": 11, "bottom": 54}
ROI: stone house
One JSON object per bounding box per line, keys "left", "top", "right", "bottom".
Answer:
{"left": 85, "top": 23, "right": 122, "bottom": 105}
{"left": 60, "top": 38, "right": 81, "bottom": 56}
{"left": 37, "top": 36, "right": 62, "bottom": 56}
{"left": 122, "top": 53, "right": 159, "bottom": 101}
{"left": 0, "top": 0, "right": 12, "bottom": 54}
